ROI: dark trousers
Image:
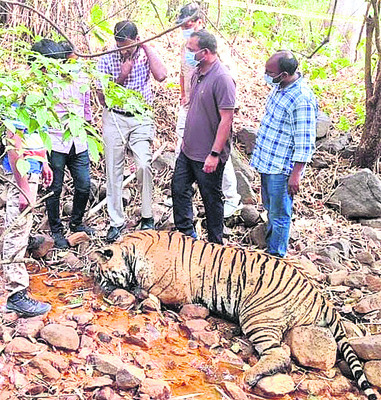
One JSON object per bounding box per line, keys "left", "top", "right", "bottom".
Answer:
{"left": 172, "top": 151, "right": 225, "bottom": 244}
{"left": 46, "top": 146, "right": 90, "bottom": 233}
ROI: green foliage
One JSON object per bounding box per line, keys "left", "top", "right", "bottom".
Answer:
{"left": 89, "top": 4, "right": 113, "bottom": 45}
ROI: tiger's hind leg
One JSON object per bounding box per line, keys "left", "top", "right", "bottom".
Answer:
{"left": 244, "top": 344, "right": 291, "bottom": 387}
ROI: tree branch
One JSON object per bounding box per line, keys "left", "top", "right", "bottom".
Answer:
{"left": 0, "top": 171, "right": 32, "bottom": 208}
{"left": 2, "top": 0, "right": 197, "bottom": 59}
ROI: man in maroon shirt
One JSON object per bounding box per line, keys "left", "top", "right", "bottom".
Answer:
{"left": 171, "top": 30, "right": 236, "bottom": 244}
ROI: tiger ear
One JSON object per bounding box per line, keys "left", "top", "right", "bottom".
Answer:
{"left": 92, "top": 248, "right": 114, "bottom": 264}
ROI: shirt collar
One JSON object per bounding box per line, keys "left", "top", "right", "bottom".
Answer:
{"left": 196, "top": 59, "right": 220, "bottom": 78}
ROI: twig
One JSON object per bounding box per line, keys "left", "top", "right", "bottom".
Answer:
{"left": 0, "top": 171, "right": 32, "bottom": 208}
{"left": 0, "top": 257, "right": 38, "bottom": 265}
{"left": 1, "top": 0, "right": 197, "bottom": 59}
{"left": 87, "top": 143, "right": 167, "bottom": 217}
{"left": 149, "top": 0, "right": 172, "bottom": 48}
{"left": 0, "top": 191, "right": 53, "bottom": 242}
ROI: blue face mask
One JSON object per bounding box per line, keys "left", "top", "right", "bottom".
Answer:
{"left": 264, "top": 74, "right": 275, "bottom": 86}
{"left": 182, "top": 28, "right": 194, "bottom": 39}
{"left": 185, "top": 49, "right": 202, "bottom": 67}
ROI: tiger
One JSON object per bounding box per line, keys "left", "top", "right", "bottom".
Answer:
{"left": 94, "top": 229, "right": 377, "bottom": 400}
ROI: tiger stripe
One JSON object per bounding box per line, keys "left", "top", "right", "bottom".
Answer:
{"left": 96, "top": 230, "right": 377, "bottom": 400}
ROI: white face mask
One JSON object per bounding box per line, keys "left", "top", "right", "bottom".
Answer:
{"left": 182, "top": 28, "right": 194, "bottom": 39}
{"left": 264, "top": 74, "right": 276, "bottom": 86}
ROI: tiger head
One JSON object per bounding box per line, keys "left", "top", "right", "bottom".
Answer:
{"left": 93, "top": 242, "right": 138, "bottom": 290}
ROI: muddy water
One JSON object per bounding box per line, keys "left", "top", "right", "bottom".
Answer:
{"left": 23, "top": 269, "right": 358, "bottom": 400}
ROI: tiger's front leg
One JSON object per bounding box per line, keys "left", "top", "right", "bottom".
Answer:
{"left": 244, "top": 346, "right": 291, "bottom": 387}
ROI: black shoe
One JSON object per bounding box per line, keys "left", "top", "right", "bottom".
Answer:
{"left": 6, "top": 289, "right": 51, "bottom": 317}
{"left": 27, "top": 235, "right": 45, "bottom": 252}
{"left": 52, "top": 232, "right": 69, "bottom": 249}
{"left": 69, "top": 224, "right": 95, "bottom": 236}
{"left": 106, "top": 223, "right": 126, "bottom": 243}
{"left": 141, "top": 217, "right": 155, "bottom": 230}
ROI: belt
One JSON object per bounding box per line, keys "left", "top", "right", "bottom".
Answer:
{"left": 110, "top": 108, "right": 139, "bottom": 118}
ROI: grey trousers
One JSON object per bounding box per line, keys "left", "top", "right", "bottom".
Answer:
{"left": 102, "top": 109, "right": 154, "bottom": 227}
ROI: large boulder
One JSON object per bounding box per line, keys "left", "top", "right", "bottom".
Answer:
{"left": 236, "top": 171, "right": 256, "bottom": 204}
{"left": 328, "top": 169, "right": 381, "bottom": 218}
{"left": 316, "top": 111, "right": 331, "bottom": 139}
{"left": 40, "top": 324, "right": 80, "bottom": 351}
{"left": 236, "top": 126, "right": 257, "bottom": 154}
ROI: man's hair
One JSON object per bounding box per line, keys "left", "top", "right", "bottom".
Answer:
{"left": 191, "top": 29, "right": 217, "bottom": 54}
{"left": 176, "top": 3, "right": 201, "bottom": 24}
{"left": 277, "top": 50, "right": 298, "bottom": 75}
{"left": 30, "top": 39, "right": 65, "bottom": 60}
{"left": 58, "top": 40, "right": 74, "bottom": 59}
{"left": 114, "top": 21, "right": 138, "bottom": 42}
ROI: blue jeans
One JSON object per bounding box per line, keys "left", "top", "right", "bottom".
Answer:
{"left": 172, "top": 152, "right": 225, "bottom": 244}
{"left": 46, "top": 146, "right": 90, "bottom": 233}
{"left": 261, "top": 173, "right": 293, "bottom": 257}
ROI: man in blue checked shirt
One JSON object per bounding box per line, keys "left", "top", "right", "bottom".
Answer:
{"left": 251, "top": 50, "right": 317, "bottom": 257}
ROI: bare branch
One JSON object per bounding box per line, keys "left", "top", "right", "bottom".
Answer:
{"left": 0, "top": 171, "right": 32, "bottom": 208}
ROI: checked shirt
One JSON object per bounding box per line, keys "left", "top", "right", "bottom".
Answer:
{"left": 251, "top": 76, "right": 318, "bottom": 175}
{"left": 97, "top": 46, "right": 153, "bottom": 106}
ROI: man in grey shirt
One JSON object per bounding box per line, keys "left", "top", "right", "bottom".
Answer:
{"left": 171, "top": 30, "right": 236, "bottom": 244}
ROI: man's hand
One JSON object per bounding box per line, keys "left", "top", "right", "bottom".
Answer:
{"left": 288, "top": 162, "right": 305, "bottom": 196}
{"left": 203, "top": 155, "right": 219, "bottom": 174}
{"left": 120, "top": 58, "right": 134, "bottom": 77}
{"left": 42, "top": 162, "right": 53, "bottom": 188}
{"left": 18, "top": 190, "right": 33, "bottom": 212}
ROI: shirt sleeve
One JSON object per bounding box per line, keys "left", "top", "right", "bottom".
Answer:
{"left": 96, "top": 56, "right": 109, "bottom": 89}
{"left": 214, "top": 73, "right": 236, "bottom": 110}
{"left": 84, "top": 90, "right": 92, "bottom": 122}
{"left": 291, "top": 97, "right": 317, "bottom": 163}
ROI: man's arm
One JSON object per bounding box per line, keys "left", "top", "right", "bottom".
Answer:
{"left": 141, "top": 44, "right": 167, "bottom": 82}
{"left": 289, "top": 97, "right": 317, "bottom": 195}
{"left": 203, "top": 109, "right": 234, "bottom": 174}
{"left": 180, "top": 74, "right": 186, "bottom": 106}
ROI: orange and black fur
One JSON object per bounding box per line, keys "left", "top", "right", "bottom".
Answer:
{"left": 95, "top": 230, "right": 376, "bottom": 400}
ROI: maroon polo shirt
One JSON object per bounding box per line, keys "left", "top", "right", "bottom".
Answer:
{"left": 182, "top": 60, "right": 236, "bottom": 164}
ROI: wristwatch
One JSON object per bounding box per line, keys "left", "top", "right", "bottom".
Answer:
{"left": 210, "top": 150, "right": 220, "bottom": 157}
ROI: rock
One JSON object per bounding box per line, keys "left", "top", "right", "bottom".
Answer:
{"left": 94, "top": 387, "right": 121, "bottom": 400}
{"left": 67, "top": 232, "right": 90, "bottom": 247}
{"left": 212, "top": 348, "right": 244, "bottom": 368}
{"left": 10, "top": 369, "right": 29, "bottom": 389}
{"left": 182, "top": 319, "right": 210, "bottom": 336}
{"left": 344, "top": 272, "right": 367, "bottom": 289}
{"left": 84, "top": 376, "right": 114, "bottom": 389}
{"left": 297, "top": 378, "right": 329, "bottom": 395}
{"left": 342, "top": 321, "right": 364, "bottom": 339}
{"left": 207, "top": 317, "right": 241, "bottom": 340}
{"left": 108, "top": 289, "right": 136, "bottom": 309}
{"left": 24, "top": 384, "right": 45, "bottom": 396}
{"left": 29, "top": 235, "right": 54, "bottom": 258}
{"left": 298, "top": 255, "right": 321, "bottom": 277}
{"left": 328, "top": 270, "right": 349, "bottom": 286}
{"left": 249, "top": 223, "right": 267, "bottom": 249}
{"left": 179, "top": 304, "right": 209, "bottom": 320}
{"left": 152, "top": 152, "right": 176, "bottom": 171}
{"left": 349, "top": 335, "right": 381, "bottom": 360}
{"left": 30, "top": 357, "right": 60, "bottom": 381}
{"left": 88, "top": 353, "right": 126, "bottom": 375}
{"left": 330, "top": 239, "right": 352, "bottom": 258}
{"left": 72, "top": 312, "right": 94, "bottom": 326}
{"left": 63, "top": 202, "right": 73, "bottom": 216}
{"left": 360, "top": 218, "right": 381, "bottom": 229}
{"left": 36, "top": 351, "right": 69, "bottom": 371}
{"left": 0, "top": 188, "right": 7, "bottom": 209}
{"left": 364, "top": 360, "right": 381, "bottom": 388}
{"left": 354, "top": 292, "right": 381, "bottom": 314}
{"left": 221, "top": 382, "right": 249, "bottom": 400}
{"left": 140, "top": 378, "right": 171, "bottom": 400}
{"left": 286, "top": 326, "right": 337, "bottom": 370}
{"left": 328, "top": 169, "right": 381, "bottom": 218}
{"left": 15, "top": 317, "right": 44, "bottom": 338}
{"left": 61, "top": 253, "right": 84, "bottom": 271}
{"left": 140, "top": 295, "right": 161, "bottom": 313}
{"left": 363, "top": 226, "right": 381, "bottom": 242}
{"left": 4, "top": 337, "right": 46, "bottom": 357}
{"left": 97, "top": 332, "right": 112, "bottom": 343}
{"left": 317, "top": 133, "right": 350, "bottom": 153}
{"left": 236, "top": 126, "right": 257, "bottom": 154}
{"left": 116, "top": 365, "right": 145, "bottom": 389}
{"left": 0, "top": 326, "right": 14, "bottom": 343}
{"left": 40, "top": 324, "right": 80, "bottom": 351}
{"left": 356, "top": 251, "right": 375, "bottom": 265}
{"left": 255, "top": 373, "right": 295, "bottom": 397}
{"left": 241, "top": 205, "right": 260, "bottom": 227}
{"left": 125, "top": 324, "right": 160, "bottom": 349}
{"left": 99, "top": 184, "right": 107, "bottom": 201}
{"left": 330, "top": 374, "right": 354, "bottom": 395}
{"left": 236, "top": 171, "right": 256, "bottom": 204}
{"left": 366, "top": 275, "right": 381, "bottom": 291}
{"left": 318, "top": 245, "right": 341, "bottom": 263}
{"left": 231, "top": 148, "right": 255, "bottom": 181}
{"left": 192, "top": 330, "right": 220, "bottom": 347}
{"left": 311, "top": 154, "right": 329, "bottom": 169}
{"left": 316, "top": 111, "right": 331, "bottom": 139}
